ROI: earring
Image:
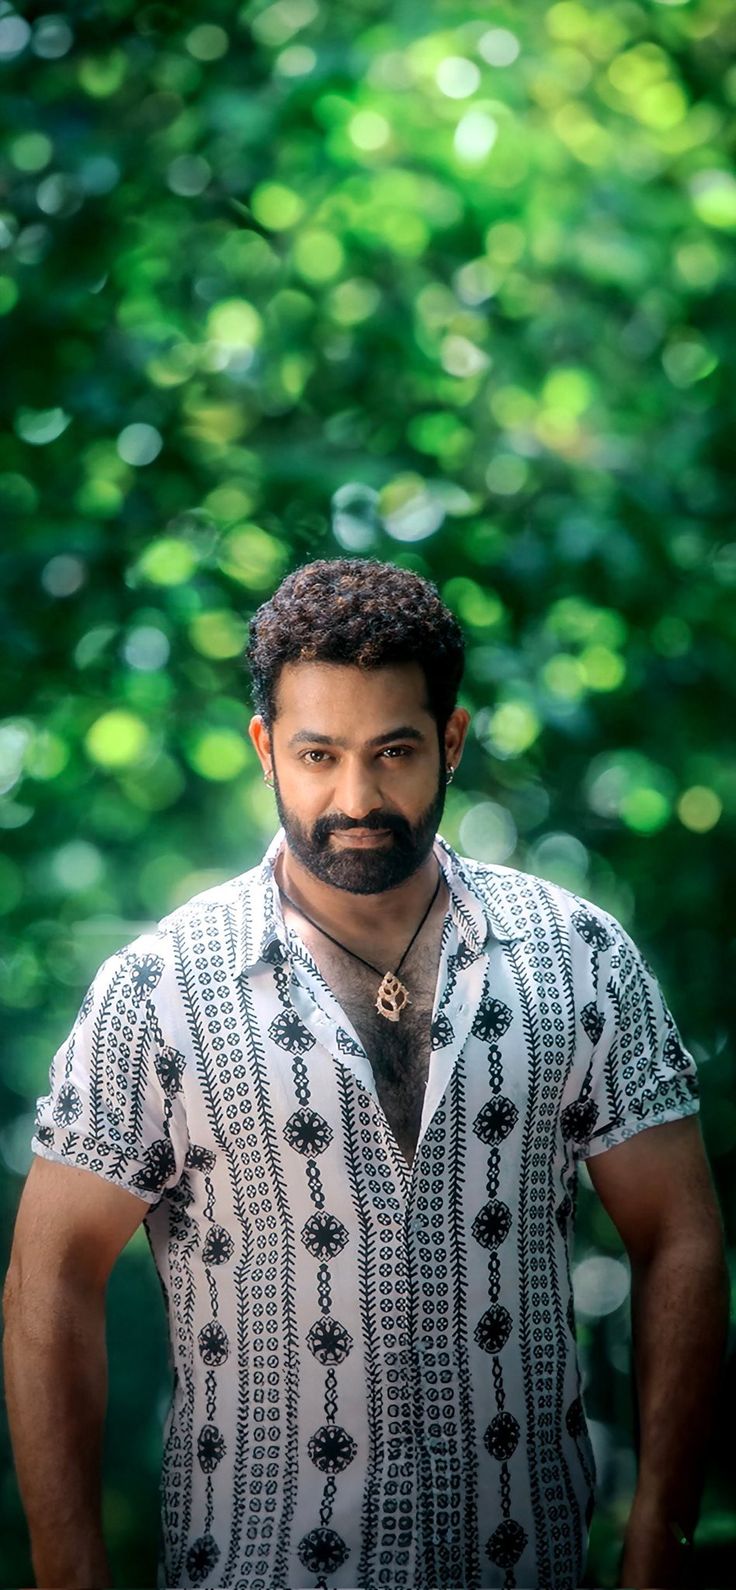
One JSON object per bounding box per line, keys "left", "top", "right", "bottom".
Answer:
{"left": 446, "top": 764, "right": 455, "bottom": 784}
{"left": 264, "top": 769, "right": 274, "bottom": 787}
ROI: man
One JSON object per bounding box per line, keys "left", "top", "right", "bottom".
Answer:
{"left": 3, "top": 557, "right": 728, "bottom": 1590}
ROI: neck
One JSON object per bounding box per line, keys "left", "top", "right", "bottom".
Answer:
{"left": 274, "top": 838, "right": 444, "bottom": 940}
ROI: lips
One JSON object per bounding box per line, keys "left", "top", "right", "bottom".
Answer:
{"left": 331, "top": 829, "right": 390, "bottom": 843}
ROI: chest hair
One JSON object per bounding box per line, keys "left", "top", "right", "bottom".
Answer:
{"left": 285, "top": 909, "right": 446, "bottom": 1167}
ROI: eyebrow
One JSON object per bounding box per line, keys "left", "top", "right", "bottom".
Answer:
{"left": 287, "top": 725, "right": 427, "bottom": 750}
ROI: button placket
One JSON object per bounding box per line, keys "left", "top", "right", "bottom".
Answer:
{"left": 287, "top": 950, "right": 378, "bottom": 1101}
{"left": 414, "top": 938, "right": 487, "bottom": 1164}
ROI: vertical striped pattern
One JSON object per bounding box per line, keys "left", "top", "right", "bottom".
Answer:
{"left": 31, "top": 828, "right": 699, "bottom": 1589}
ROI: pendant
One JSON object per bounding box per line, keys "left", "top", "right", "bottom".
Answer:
{"left": 375, "top": 971, "right": 411, "bottom": 1022}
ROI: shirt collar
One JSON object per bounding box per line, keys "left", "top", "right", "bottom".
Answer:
{"left": 233, "top": 826, "right": 524, "bottom": 978}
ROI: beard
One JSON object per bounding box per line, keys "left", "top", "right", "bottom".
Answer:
{"left": 271, "top": 761, "right": 448, "bottom": 895}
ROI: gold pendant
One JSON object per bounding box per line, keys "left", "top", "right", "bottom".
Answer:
{"left": 375, "top": 971, "right": 410, "bottom": 1022}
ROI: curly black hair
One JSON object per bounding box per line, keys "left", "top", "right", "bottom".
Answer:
{"left": 245, "top": 558, "right": 465, "bottom": 732}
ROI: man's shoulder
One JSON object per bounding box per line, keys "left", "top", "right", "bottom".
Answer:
{"left": 448, "top": 843, "right": 625, "bottom": 947}
{"left": 155, "top": 863, "right": 261, "bottom": 938}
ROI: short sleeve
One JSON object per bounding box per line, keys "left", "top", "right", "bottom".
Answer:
{"left": 568, "top": 913, "right": 699, "bottom": 1161}
{"left": 31, "top": 932, "right": 189, "bottom": 1203}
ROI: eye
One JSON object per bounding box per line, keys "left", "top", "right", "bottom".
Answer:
{"left": 381, "top": 746, "right": 413, "bottom": 759}
{"left": 301, "top": 750, "right": 332, "bottom": 764}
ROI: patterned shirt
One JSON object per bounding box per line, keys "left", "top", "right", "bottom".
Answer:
{"left": 31, "top": 827, "right": 699, "bottom": 1590}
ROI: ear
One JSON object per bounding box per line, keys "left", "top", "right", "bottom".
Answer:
{"left": 444, "top": 706, "right": 471, "bottom": 770}
{"left": 248, "top": 714, "right": 272, "bottom": 777}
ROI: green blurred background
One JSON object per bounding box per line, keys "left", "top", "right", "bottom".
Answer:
{"left": 1, "top": 0, "right": 734, "bottom": 1584}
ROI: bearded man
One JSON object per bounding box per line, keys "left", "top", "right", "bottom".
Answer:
{"left": 4, "top": 558, "right": 728, "bottom": 1590}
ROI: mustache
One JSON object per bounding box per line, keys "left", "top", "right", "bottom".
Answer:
{"left": 314, "top": 813, "right": 410, "bottom": 841}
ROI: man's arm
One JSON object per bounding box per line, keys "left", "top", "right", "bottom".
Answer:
{"left": 2, "top": 1156, "right": 150, "bottom": 1590}
{"left": 586, "top": 1115, "right": 729, "bottom": 1590}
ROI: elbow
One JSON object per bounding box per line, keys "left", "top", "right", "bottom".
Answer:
{"left": 2, "top": 1258, "right": 36, "bottom": 1330}
{"left": 629, "top": 1222, "right": 727, "bottom": 1289}
{"left": 631, "top": 1226, "right": 730, "bottom": 1314}
{"left": 2, "top": 1264, "right": 107, "bottom": 1347}
{"left": 629, "top": 1201, "right": 727, "bottom": 1269}
{"left": 2, "top": 1265, "right": 20, "bottom": 1323}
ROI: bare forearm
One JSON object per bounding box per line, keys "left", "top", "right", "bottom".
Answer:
{"left": 2, "top": 1277, "right": 112, "bottom": 1589}
{"left": 620, "top": 1235, "right": 729, "bottom": 1587}
{"left": 630, "top": 1236, "right": 728, "bottom": 1521}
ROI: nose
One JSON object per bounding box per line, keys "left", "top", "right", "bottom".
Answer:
{"left": 332, "top": 758, "right": 385, "bottom": 823}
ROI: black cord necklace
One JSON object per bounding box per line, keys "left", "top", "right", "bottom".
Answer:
{"left": 278, "top": 865, "right": 443, "bottom": 1023}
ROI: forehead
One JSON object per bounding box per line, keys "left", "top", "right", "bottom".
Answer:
{"left": 274, "top": 661, "right": 432, "bottom": 723}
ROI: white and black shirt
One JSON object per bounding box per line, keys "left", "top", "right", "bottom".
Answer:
{"left": 32, "top": 828, "right": 699, "bottom": 1590}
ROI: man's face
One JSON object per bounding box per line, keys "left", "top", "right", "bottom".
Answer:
{"left": 261, "top": 661, "right": 450, "bottom": 895}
